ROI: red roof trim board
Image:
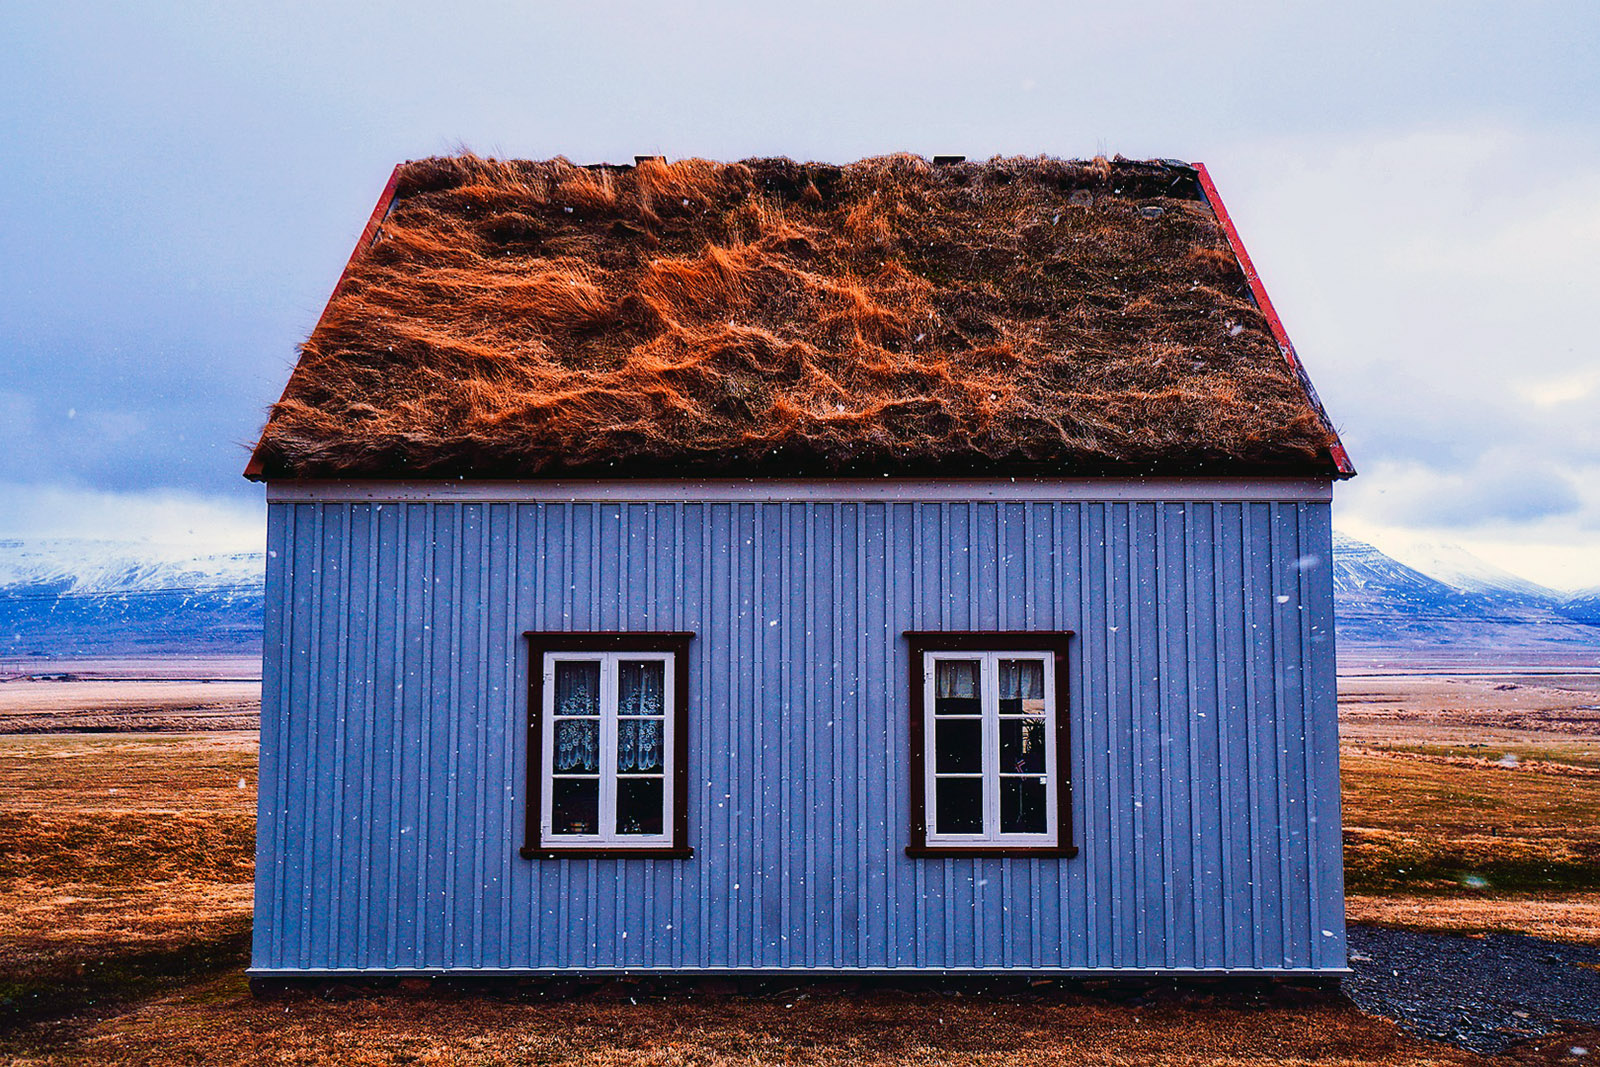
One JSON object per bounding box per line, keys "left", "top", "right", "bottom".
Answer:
{"left": 1191, "top": 162, "right": 1356, "bottom": 477}
{"left": 243, "top": 164, "right": 405, "bottom": 480}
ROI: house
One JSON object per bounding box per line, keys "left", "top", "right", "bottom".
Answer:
{"left": 245, "top": 154, "right": 1354, "bottom": 977}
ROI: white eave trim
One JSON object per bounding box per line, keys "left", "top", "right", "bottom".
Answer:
{"left": 265, "top": 477, "right": 1333, "bottom": 504}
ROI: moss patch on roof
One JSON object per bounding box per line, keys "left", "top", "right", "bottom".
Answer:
{"left": 249, "top": 154, "right": 1341, "bottom": 479}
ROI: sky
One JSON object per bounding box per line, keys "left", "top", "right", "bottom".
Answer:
{"left": 2, "top": 2, "right": 1597, "bottom": 588}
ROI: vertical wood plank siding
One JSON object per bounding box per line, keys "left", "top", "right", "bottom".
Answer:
{"left": 252, "top": 497, "right": 1344, "bottom": 974}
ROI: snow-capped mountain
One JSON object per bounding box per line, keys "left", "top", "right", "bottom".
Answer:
{"left": 1331, "top": 533, "right": 1476, "bottom": 616}
{"left": 0, "top": 538, "right": 262, "bottom": 595}
{"left": 0, "top": 538, "right": 264, "bottom": 657}
{"left": 1332, "top": 532, "right": 1600, "bottom": 661}
{"left": 1561, "top": 586, "right": 1600, "bottom": 627}
{"left": 1381, "top": 541, "right": 1565, "bottom": 604}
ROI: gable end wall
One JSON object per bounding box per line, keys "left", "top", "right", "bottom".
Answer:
{"left": 252, "top": 481, "right": 1343, "bottom": 974}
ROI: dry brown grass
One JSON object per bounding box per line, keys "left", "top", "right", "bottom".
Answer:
{"left": 1339, "top": 674, "right": 1600, "bottom": 746}
{"left": 0, "top": 733, "right": 257, "bottom": 1025}
{"left": 1339, "top": 671, "right": 1600, "bottom": 945}
{"left": 16, "top": 976, "right": 1484, "bottom": 1067}
{"left": 1346, "top": 893, "right": 1600, "bottom": 944}
{"left": 0, "top": 680, "right": 259, "bottom": 733}
{"left": 251, "top": 154, "right": 1340, "bottom": 480}
{"left": 1341, "top": 752, "right": 1600, "bottom": 895}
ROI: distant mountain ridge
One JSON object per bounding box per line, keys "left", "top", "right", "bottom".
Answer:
{"left": 1563, "top": 587, "right": 1600, "bottom": 627}
{"left": 1332, "top": 532, "right": 1600, "bottom": 661}
{"left": 0, "top": 538, "right": 263, "bottom": 658}
{"left": 0, "top": 534, "right": 1593, "bottom": 662}
{"left": 1379, "top": 540, "right": 1567, "bottom": 604}
{"left": 0, "top": 538, "right": 262, "bottom": 594}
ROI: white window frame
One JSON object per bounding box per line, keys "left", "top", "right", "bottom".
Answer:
{"left": 922, "top": 649, "right": 1058, "bottom": 847}
{"left": 540, "top": 650, "right": 676, "bottom": 848}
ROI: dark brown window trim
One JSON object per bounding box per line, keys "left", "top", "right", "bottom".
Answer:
{"left": 903, "top": 630, "right": 1076, "bottom": 859}
{"left": 520, "top": 847, "right": 694, "bottom": 861}
{"left": 521, "top": 631, "right": 694, "bottom": 861}
{"left": 904, "top": 845, "right": 1080, "bottom": 859}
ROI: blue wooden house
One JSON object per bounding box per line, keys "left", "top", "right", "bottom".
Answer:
{"left": 245, "top": 154, "right": 1355, "bottom": 977}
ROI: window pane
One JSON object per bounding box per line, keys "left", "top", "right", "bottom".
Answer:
{"left": 554, "top": 661, "right": 601, "bottom": 718}
{"left": 617, "top": 717, "right": 664, "bottom": 774}
{"left": 618, "top": 660, "right": 665, "bottom": 717}
{"left": 551, "top": 778, "right": 599, "bottom": 835}
{"left": 616, "top": 777, "right": 665, "bottom": 835}
{"left": 934, "top": 659, "right": 981, "bottom": 716}
{"left": 998, "top": 659, "right": 1045, "bottom": 716}
{"left": 999, "top": 718, "right": 1046, "bottom": 774}
{"left": 934, "top": 777, "right": 984, "bottom": 835}
{"left": 1000, "top": 776, "right": 1048, "bottom": 834}
{"left": 934, "top": 718, "right": 982, "bottom": 774}
{"left": 553, "top": 719, "right": 599, "bottom": 774}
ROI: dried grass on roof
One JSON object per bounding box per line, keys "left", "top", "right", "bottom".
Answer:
{"left": 251, "top": 154, "right": 1341, "bottom": 478}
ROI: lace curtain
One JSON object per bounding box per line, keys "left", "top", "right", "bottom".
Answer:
{"left": 618, "top": 660, "right": 664, "bottom": 717}
{"left": 617, "top": 718, "right": 663, "bottom": 773}
{"left": 554, "top": 720, "right": 598, "bottom": 773}
{"left": 555, "top": 661, "right": 600, "bottom": 718}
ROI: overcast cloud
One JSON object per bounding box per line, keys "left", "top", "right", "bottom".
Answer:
{"left": 2, "top": 2, "right": 1596, "bottom": 585}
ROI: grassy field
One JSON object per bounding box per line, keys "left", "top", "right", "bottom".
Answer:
{"left": 2, "top": 668, "right": 1599, "bottom": 1064}
{"left": 0, "top": 733, "right": 256, "bottom": 1028}
{"left": 1338, "top": 672, "right": 1600, "bottom": 945}
{"left": 9, "top": 978, "right": 1491, "bottom": 1067}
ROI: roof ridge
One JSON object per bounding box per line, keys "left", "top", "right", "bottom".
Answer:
{"left": 245, "top": 154, "right": 1349, "bottom": 482}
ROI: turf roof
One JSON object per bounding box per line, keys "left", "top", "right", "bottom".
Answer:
{"left": 247, "top": 154, "right": 1347, "bottom": 480}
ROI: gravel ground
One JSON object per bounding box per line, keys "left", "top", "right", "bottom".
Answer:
{"left": 1344, "top": 923, "right": 1600, "bottom": 1054}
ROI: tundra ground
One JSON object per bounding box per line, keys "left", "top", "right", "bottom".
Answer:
{"left": 1338, "top": 671, "right": 1600, "bottom": 944}
{"left": 2, "top": 666, "right": 1598, "bottom": 1064}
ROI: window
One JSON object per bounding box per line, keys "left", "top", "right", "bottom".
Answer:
{"left": 904, "top": 632, "right": 1075, "bottom": 857}
{"left": 522, "top": 632, "right": 693, "bottom": 859}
